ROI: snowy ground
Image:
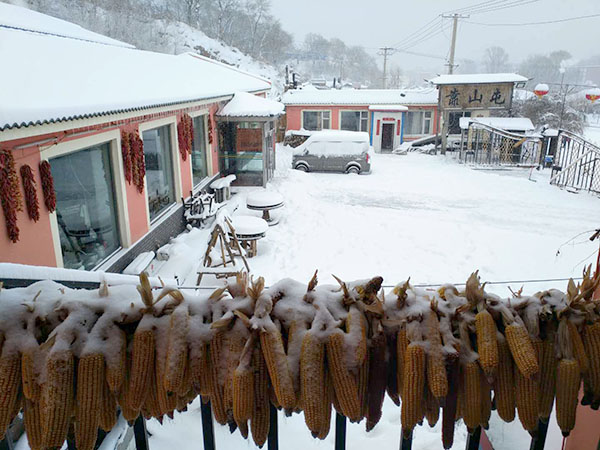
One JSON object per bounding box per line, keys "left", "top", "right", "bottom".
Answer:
{"left": 145, "top": 151, "right": 600, "bottom": 450}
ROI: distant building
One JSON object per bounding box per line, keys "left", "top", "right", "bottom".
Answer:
{"left": 282, "top": 88, "right": 439, "bottom": 153}
{"left": 0, "top": 3, "right": 274, "bottom": 273}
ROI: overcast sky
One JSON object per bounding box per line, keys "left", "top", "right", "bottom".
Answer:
{"left": 270, "top": 0, "right": 600, "bottom": 73}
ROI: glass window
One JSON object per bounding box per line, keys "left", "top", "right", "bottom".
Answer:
{"left": 51, "top": 143, "right": 120, "bottom": 270}
{"left": 191, "top": 115, "right": 209, "bottom": 186}
{"left": 143, "top": 125, "right": 175, "bottom": 220}
{"left": 341, "top": 111, "right": 369, "bottom": 132}
{"left": 302, "top": 111, "right": 331, "bottom": 131}
{"left": 423, "top": 111, "right": 432, "bottom": 134}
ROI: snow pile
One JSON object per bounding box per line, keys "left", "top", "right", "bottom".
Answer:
{"left": 218, "top": 92, "right": 284, "bottom": 117}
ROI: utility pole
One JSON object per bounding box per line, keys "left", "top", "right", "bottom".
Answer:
{"left": 379, "top": 47, "right": 395, "bottom": 89}
{"left": 441, "top": 14, "right": 469, "bottom": 74}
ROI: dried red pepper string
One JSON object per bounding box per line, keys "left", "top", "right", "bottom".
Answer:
{"left": 177, "top": 113, "right": 194, "bottom": 161}
{"left": 20, "top": 164, "right": 40, "bottom": 222}
{"left": 0, "top": 149, "right": 22, "bottom": 242}
{"left": 121, "top": 130, "right": 132, "bottom": 184}
{"left": 39, "top": 160, "right": 56, "bottom": 213}
{"left": 129, "top": 132, "right": 145, "bottom": 193}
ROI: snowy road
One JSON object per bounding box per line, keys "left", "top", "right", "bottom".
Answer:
{"left": 149, "top": 152, "right": 600, "bottom": 450}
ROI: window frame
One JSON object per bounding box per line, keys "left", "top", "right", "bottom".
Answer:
{"left": 188, "top": 109, "right": 213, "bottom": 190}
{"left": 301, "top": 110, "right": 332, "bottom": 131}
{"left": 404, "top": 110, "right": 435, "bottom": 136}
{"left": 339, "top": 110, "right": 369, "bottom": 132}
{"left": 41, "top": 129, "right": 130, "bottom": 269}
{"left": 139, "top": 116, "right": 183, "bottom": 226}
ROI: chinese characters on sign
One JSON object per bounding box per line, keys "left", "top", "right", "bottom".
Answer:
{"left": 440, "top": 83, "right": 513, "bottom": 110}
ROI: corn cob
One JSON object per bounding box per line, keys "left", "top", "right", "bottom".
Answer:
{"left": 425, "top": 385, "right": 440, "bottom": 428}
{"left": 75, "top": 353, "right": 104, "bottom": 450}
{"left": 176, "top": 357, "right": 192, "bottom": 397}
{"left": 461, "top": 360, "right": 482, "bottom": 431}
{"left": 567, "top": 321, "right": 589, "bottom": 374}
{"left": 250, "top": 343, "right": 270, "bottom": 448}
{"left": 156, "top": 343, "right": 177, "bottom": 417}
{"left": 22, "top": 349, "right": 40, "bottom": 401}
{"left": 0, "top": 351, "right": 22, "bottom": 438}
{"left": 128, "top": 328, "right": 155, "bottom": 410}
{"left": 366, "top": 330, "right": 387, "bottom": 431}
{"left": 210, "top": 331, "right": 228, "bottom": 425}
{"left": 397, "top": 327, "right": 409, "bottom": 398}
{"left": 326, "top": 332, "right": 361, "bottom": 422}
{"left": 105, "top": 327, "right": 127, "bottom": 394}
{"left": 515, "top": 365, "right": 540, "bottom": 433}
{"left": 164, "top": 307, "right": 189, "bottom": 394}
{"left": 42, "top": 349, "right": 74, "bottom": 448}
{"left": 190, "top": 341, "right": 211, "bottom": 396}
{"left": 99, "top": 382, "right": 118, "bottom": 432}
{"left": 237, "top": 420, "right": 249, "bottom": 439}
{"left": 475, "top": 309, "right": 499, "bottom": 379}
{"left": 583, "top": 321, "right": 600, "bottom": 403}
{"left": 536, "top": 338, "right": 556, "bottom": 420}
{"left": 260, "top": 328, "right": 296, "bottom": 410}
{"left": 225, "top": 333, "right": 246, "bottom": 417}
{"left": 442, "top": 359, "right": 460, "bottom": 449}
{"left": 357, "top": 355, "right": 369, "bottom": 422}
{"left": 141, "top": 357, "right": 161, "bottom": 419}
{"left": 426, "top": 311, "right": 448, "bottom": 399}
{"left": 347, "top": 306, "right": 367, "bottom": 367}
{"left": 317, "top": 367, "right": 334, "bottom": 440}
{"left": 505, "top": 323, "right": 539, "bottom": 378}
{"left": 24, "top": 398, "right": 43, "bottom": 450}
{"left": 287, "top": 320, "right": 306, "bottom": 403}
{"left": 386, "top": 333, "right": 400, "bottom": 406}
{"left": 493, "top": 338, "right": 515, "bottom": 423}
{"left": 401, "top": 343, "right": 425, "bottom": 435}
{"left": 556, "top": 359, "right": 581, "bottom": 437}
{"left": 233, "top": 337, "right": 255, "bottom": 429}
{"left": 480, "top": 371, "right": 492, "bottom": 429}
{"left": 300, "top": 332, "right": 327, "bottom": 436}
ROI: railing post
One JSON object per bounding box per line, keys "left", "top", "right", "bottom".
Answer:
{"left": 201, "top": 401, "right": 216, "bottom": 450}
{"left": 334, "top": 413, "right": 346, "bottom": 450}
{"left": 399, "top": 429, "right": 413, "bottom": 450}
{"left": 530, "top": 420, "right": 549, "bottom": 450}
{"left": 267, "top": 404, "right": 278, "bottom": 450}
{"left": 133, "top": 415, "right": 150, "bottom": 450}
{"left": 466, "top": 426, "right": 481, "bottom": 450}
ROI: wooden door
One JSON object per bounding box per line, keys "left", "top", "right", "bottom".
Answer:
{"left": 381, "top": 123, "right": 395, "bottom": 152}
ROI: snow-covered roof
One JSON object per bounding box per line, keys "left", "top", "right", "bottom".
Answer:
{"left": 429, "top": 73, "right": 528, "bottom": 85}
{"left": 368, "top": 105, "right": 409, "bottom": 111}
{"left": 281, "top": 88, "right": 438, "bottom": 106}
{"left": 459, "top": 117, "right": 535, "bottom": 132}
{"left": 217, "top": 92, "right": 284, "bottom": 117}
{"left": 0, "top": 6, "right": 272, "bottom": 131}
{"left": 0, "top": 2, "right": 133, "bottom": 48}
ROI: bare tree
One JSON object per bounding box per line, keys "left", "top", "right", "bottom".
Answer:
{"left": 483, "top": 46, "right": 509, "bottom": 73}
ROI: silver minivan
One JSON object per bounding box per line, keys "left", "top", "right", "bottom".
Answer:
{"left": 292, "top": 131, "right": 372, "bottom": 174}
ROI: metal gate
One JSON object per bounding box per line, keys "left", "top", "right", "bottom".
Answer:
{"left": 550, "top": 130, "right": 600, "bottom": 195}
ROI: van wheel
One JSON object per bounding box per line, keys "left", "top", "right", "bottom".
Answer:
{"left": 295, "top": 164, "right": 308, "bottom": 172}
{"left": 346, "top": 166, "right": 360, "bottom": 174}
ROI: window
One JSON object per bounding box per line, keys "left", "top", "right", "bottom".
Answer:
{"left": 302, "top": 110, "right": 331, "bottom": 131}
{"left": 51, "top": 143, "right": 120, "bottom": 270}
{"left": 143, "top": 125, "right": 175, "bottom": 220}
{"left": 340, "top": 111, "right": 369, "bottom": 132}
{"left": 404, "top": 111, "right": 434, "bottom": 136}
{"left": 191, "top": 115, "right": 209, "bottom": 186}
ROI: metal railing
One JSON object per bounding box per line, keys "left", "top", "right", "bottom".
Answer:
{"left": 458, "top": 123, "right": 542, "bottom": 167}
{"left": 0, "top": 277, "right": 554, "bottom": 450}
{"left": 550, "top": 130, "right": 600, "bottom": 195}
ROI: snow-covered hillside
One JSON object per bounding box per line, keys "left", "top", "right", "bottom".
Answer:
{"left": 4, "top": 0, "right": 284, "bottom": 97}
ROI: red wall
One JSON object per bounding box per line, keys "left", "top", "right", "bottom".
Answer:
{"left": 0, "top": 101, "right": 223, "bottom": 267}
{"left": 0, "top": 146, "right": 56, "bottom": 266}
{"left": 285, "top": 104, "right": 439, "bottom": 137}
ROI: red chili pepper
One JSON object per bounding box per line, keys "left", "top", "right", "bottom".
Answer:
{"left": 20, "top": 164, "right": 40, "bottom": 222}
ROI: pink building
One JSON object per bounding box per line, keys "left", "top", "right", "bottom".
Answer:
{"left": 282, "top": 87, "right": 439, "bottom": 153}
{"left": 0, "top": 4, "right": 272, "bottom": 273}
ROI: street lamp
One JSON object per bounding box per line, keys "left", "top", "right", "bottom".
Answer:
{"left": 534, "top": 83, "right": 549, "bottom": 99}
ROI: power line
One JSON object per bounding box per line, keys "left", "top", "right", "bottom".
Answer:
{"left": 466, "top": 0, "right": 540, "bottom": 15}
{"left": 466, "top": 12, "right": 600, "bottom": 26}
